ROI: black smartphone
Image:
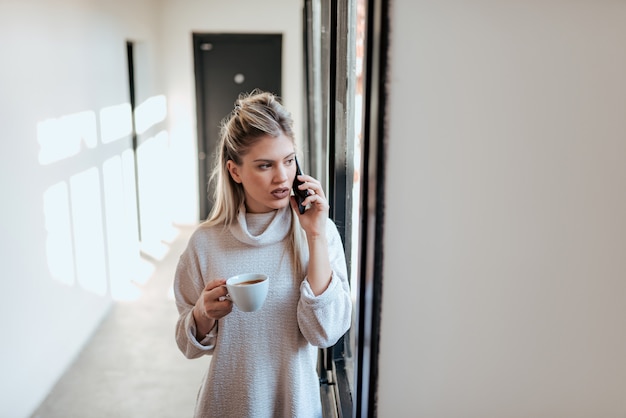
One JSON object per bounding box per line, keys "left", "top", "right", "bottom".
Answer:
{"left": 292, "top": 157, "right": 309, "bottom": 214}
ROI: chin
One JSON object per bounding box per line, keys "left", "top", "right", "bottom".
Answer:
{"left": 273, "top": 199, "right": 291, "bottom": 209}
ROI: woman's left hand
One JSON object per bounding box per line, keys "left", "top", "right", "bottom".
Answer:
{"left": 291, "top": 174, "right": 329, "bottom": 238}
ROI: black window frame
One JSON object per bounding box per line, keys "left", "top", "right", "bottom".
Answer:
{"left": 303, "top": 0, "right": 389, "bottom": 417}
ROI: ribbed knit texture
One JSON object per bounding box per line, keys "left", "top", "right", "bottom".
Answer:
{"left": 174, "top": 205, "right": 352, "bottom": 418}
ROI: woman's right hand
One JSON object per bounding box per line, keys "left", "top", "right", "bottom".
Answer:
{"left": 192, "top": 278, "right": 232, "bottom": 338}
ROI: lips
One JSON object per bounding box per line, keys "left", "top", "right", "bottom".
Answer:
{"left": 271, "top": 187, "right": 290, "bottom": 199}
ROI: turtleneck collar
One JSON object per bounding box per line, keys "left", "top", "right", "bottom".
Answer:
{"left": 229, "top": 204, "right": 292, "bottom": 247}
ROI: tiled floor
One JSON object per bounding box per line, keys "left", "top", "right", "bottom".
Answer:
{"left": 30, "top": 225, "right": 211, "bottom": 418}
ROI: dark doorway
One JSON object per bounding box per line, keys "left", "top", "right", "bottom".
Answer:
{"left": 193, "top": 33, "right": 282, "bottom": 220}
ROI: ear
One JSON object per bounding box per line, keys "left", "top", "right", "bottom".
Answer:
{"left": 226, "top": 160, "right": 243, "bottom": 184}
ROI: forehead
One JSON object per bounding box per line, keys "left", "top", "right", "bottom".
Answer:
{"left": 244, "top": 133, "right": 295, "bottom": 159}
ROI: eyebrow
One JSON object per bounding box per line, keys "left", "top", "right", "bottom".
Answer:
{"left": 252, "top": 152, "right": 296, "bottom": 163}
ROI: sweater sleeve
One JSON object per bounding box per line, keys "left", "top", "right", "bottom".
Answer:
{"left": 297, "top": 220, "right": 353, "bottom": 348}
{"left": 173, "top": 237, "right": 216, "bottom": 359}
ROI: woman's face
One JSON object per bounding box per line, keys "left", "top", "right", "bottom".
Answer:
{"left": 227, "top": 132, "right": 297, "bottom": 213}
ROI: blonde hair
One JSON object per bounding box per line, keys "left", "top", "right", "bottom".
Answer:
{"left": 204, "top": 89, "right": 307, "bottom": 277}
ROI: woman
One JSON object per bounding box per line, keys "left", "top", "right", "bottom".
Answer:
{"left": 173, "top": 90, "right": 352, "bottom": 418}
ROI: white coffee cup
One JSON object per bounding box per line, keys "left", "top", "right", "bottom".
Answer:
{"left": 224, "top": 273, "right": 269, "bottom": 312}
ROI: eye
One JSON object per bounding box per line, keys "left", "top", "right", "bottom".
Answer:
{"left": 258, "top": 163, "right": 272, "bottom": 170}
{"left": 285, "top": 157, "right": 295, "bottom": 165}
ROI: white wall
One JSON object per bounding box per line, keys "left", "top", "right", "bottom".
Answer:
{"left": 0, "top": 1, "right": 302, "bottom": 417}
{"left": 379, "top": 1, "right": 626, "bottom": 416}
{"left": 0, "top": 1, "right": 163, "bottom": 417}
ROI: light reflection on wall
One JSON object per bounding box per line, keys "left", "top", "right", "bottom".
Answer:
{"left": 134, "top": 95, "right": 179, "bottom": 261}
{"left": 137, "top": 129, "right": 177, "bottom": 260}
{"left": 37, "top": 111, "right": 97, "bottom": 165}
{"left": 42, "top": 182, "right": 75, "bottom": 286}
{"left": 38, "top": 94, "right": 172, "bottom": 301}
{"left": 135, "top": 95, "right": 167, "bottom": 135}
{"left": 100, "top": 103, "right": 132, "bottom": 144}
{"left": 103, "top": 151, "right": 144, "bottom": 301}
{"left": 69, "top": 167, "right": 108, "bottom": 296}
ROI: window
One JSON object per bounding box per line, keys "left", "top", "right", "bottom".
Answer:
{"left": 303, "top": 0, "right": 388, "bottom": 416}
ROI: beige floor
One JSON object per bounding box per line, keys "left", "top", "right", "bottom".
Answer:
{"left": 30, "top": 225, "right": 211, "bottom": 418}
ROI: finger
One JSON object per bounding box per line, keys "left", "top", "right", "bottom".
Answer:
{"left": 297, "top": 184, "right": 318, "bottom": 199}
{"left": 214, "top": 284, "right": 230, "bottom": 299}
{"left": 204, "top": 302, "right": 233, "bottom": 321}
{"left": 305, "top": 194, "right": 329, "bottom": 210}
{"left": 204, "top": 278, "right": 227, "bottom": 291}
{"left": 302, "top": 196, "right": 315, "bottom": 208}
{"left": 297, "top": 175, "right": 320, "bottom": 187}
{"left": 300, "top": 180, "right": 325, "bottom": 198}
{"left": 205, "top": 284, "right": 228, "bottom": 304}
{"left": 311, "top": 188, "right": 325, "bottom": 199}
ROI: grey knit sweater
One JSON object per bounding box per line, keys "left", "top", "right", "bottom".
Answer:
{"left": 174, "top": 205, "right": 352, "bottom": 418}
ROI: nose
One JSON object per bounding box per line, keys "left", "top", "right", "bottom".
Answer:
{"left": 274, "top": 164, "right": 289, "bottom": 183}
